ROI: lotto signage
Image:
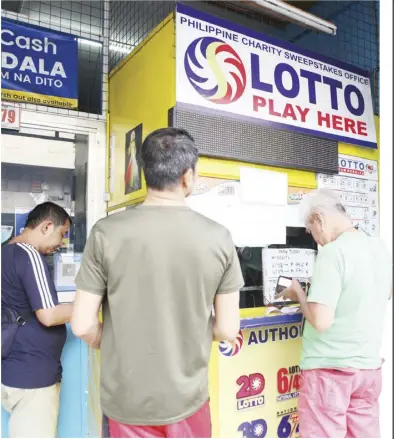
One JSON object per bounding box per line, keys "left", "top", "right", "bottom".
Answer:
{"left": 217, "top": 322, "right": 302, "bottom": 437}
{"left": 1, "top": 19, "right": 78, "bottom": 109}
{"left": 338, "top": 154, "right": 378, "bottom": 180}
{"left": 176, "top": 4, "right": 377, "bottom": 149}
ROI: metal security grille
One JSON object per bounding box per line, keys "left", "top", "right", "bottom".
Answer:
{"left": 109, "top": 1, "right": 176, "bottom": 71}
{"left": 194, "top": 1, "right": 380, "bottom": 114}
{"left": 1, "top": 0, "right": 108, "bottom": 118}
{"left": 287, "top": 1, "right": 380, "bottom": 115}
{"left": 3, "top": 1, "right": 377, "bottom": 117}
{"left": 106, "top": 1, "right": 379, "bottom": 112}
{"left": 170, "top": 107, "right": 338, "bottom": 174}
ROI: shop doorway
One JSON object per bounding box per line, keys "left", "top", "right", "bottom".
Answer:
{"left": 1, "top": 129, "right": 91, "bottom": 438}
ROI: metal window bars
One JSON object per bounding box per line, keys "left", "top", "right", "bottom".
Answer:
{"left": 1, "top": 1, "right": 379, "bottom": 118}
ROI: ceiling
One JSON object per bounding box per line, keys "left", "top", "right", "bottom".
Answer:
{"left": 215, "top": 1, "right": 318, "bottom": 28}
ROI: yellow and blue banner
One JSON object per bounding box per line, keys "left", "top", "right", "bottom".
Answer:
{"left": 214, "top": 314, "right": 303, "bottom": 438}
{"left": 1, "top": 18, "right": 78, "bottom": 109}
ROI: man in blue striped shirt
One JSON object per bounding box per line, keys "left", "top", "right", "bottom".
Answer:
{"left": 1, "top": 202, "right": 72, "bottom": 438}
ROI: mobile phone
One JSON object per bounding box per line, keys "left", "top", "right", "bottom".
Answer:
{"left": 275, "top": 276, "right": 292, "bottom": 298}
{"left": 299, "top": 281, "right": 310, "bottom": 293}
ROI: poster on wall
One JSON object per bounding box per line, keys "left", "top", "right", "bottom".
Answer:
{"left": 217, "top": 324, "right": 302, "bottom": 437}
{"left": 1, "top": 19, "right": 78, "bottom": 109}
{"left": 317, "top": 154, "right": 379, "bottom": 236}
{"left": 175, "top": 4, "right": 377, "bottom": 149}
{"left": 124, "top": 124, "right": 143, "bottom": 195}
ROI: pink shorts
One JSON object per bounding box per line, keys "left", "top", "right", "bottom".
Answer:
{"left": 107, "top": 401, "right": 211, "bottom": 438}
{"left": 298, "top": 367, "right": 382, "bottom": 438}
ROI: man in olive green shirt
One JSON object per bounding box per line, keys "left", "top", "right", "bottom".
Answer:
{"left": 71, "top": 128, "right": 244, "bottom": 438}
{"left": 282, "top": 189, "right": 391, "bottom": 438}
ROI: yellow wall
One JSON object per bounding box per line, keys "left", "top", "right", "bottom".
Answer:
{"left": 107, "top": 7, "right": 379, "bottom": 209}
{"left": 108, "top": 15, "right": 175, "bottom": 210}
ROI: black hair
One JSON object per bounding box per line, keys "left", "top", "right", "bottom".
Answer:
{"left": 141, "top": 127, "right": 199, "bottom": 190}
{"left": 25, "top": 202, "right": 72, "bottom": 229}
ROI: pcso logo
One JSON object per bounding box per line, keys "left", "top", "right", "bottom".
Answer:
{"left": 338, "top": 157, "right": 376, "bottom": 177}
{"left": 219, "top": 329, "right": 244, "bottom": 357}
{"left": 184, "top": 37, "right": 246, "bottom": 104}
{"left": 367, "top": 164, "right": 375, "bottom": 174}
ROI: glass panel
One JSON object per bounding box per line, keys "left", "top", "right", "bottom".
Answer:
{"left": 1, "top": 162, "right": 75, "bottom": 276}
{"left": 238, "top": 227, "right": 317, "bottom": 308}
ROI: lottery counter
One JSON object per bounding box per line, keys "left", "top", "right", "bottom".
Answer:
{"left": 0, "top": 1, "right": 382, "bottom": 438}
{"left": 100, "top": 4, "right": 381, "bottom": 439}
{"left": 208, "top": 309, "right": 302, "bottom": 438}
{"left": 85, "top": 309, "right": 304, "bottom": 438}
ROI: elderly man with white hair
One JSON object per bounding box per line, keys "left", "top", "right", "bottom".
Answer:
{"left": 281, "top": 188, "right": 391, "bottom": 439}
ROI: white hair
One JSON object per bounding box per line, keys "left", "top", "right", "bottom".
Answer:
{"left": 300, "top": 189, "right": 348, "bottom": 225}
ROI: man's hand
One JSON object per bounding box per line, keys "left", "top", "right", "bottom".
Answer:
{"left": 84, "top": 321, "right": 102, "bottom": 349}
{"left": 36, "top": 303, "right": 73, "bottom": 327}
{"left": 279, "top": 278, "right": 334, "bottom": 332}
{"left": 279, "top": 279, "right": 306, "bottom": 302}
{"left": 71, "top": 289, "right": 103, "bottom": 348}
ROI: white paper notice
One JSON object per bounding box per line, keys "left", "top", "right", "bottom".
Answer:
{"left": 187, "top": 179, "right": 286, "bottom": 247}
{"left": 54, "top": 253, "right": 82, "bottom": 291}
{"left": 262, "top": 248, "right": 317, "bottom": 304}
{"left": 229, "top": 204, "right": 286, "bottom": 247}
{"left": 285, "top": 204, "right": 304, "bottom": 228}
{"left": 240, "top": 168, "right": 288, "bottom": 206}
{"left": 286, "top": 188, "right": 312, "bottom": 227}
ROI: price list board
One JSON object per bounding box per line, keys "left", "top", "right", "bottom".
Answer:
{"left": 318, "top": 154, "right": 379, "bottom": 236}
{"left": 262, "top": 248, "right": 317, "bottom": 304}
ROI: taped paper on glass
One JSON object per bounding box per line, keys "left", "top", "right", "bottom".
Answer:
{"left": 187, "top": 177, "right": 286, "bottom": 247}
{"left": 240, "top": 167, "right": 288, "bottom": 206}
